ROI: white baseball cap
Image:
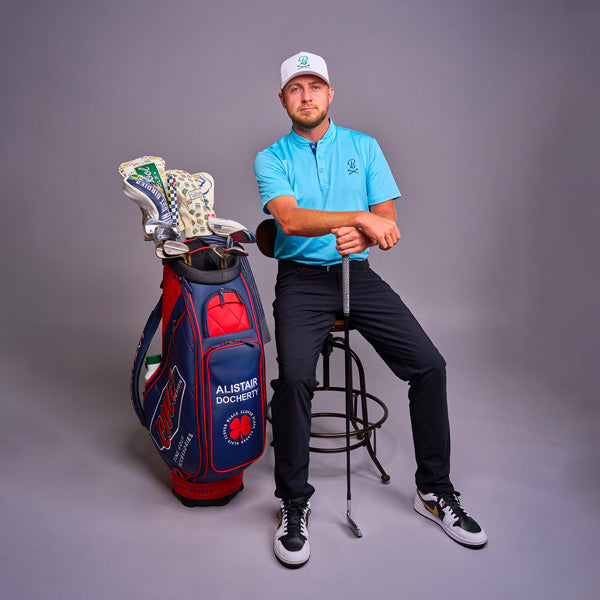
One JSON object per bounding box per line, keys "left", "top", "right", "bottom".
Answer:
{"left": 280, "top": 51, "right": 330, "bottom": 89}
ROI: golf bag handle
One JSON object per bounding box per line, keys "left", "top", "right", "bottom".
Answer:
{"left": 130, "top": 295, "right": 163, "bottom": 428}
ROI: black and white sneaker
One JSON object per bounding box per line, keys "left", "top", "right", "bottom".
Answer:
{"left": 414, "top": 490, "right": 487, "bottom": 548}
{"left": 274, "top": 497, "right": 311, "bottom": 568}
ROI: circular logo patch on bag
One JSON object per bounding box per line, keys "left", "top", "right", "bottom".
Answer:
{"left": 223, "top": 410, "right": 256, "bottom": 446}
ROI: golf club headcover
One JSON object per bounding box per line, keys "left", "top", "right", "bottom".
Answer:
{"left": 165, "top": 169, "right": 216, "bottom": 239}
{"left": 123, "top": 177, "right": 173, "bottom": 226}
{"left": 131, "top": 237, "right": 267, "bottom": 506}
{"left": 120, "top": 156, "right": 172, "bottom": 240}
{"left": 119, "top": 156, "right": 169, "bottom": 198}
{"left": 208, "top": 216, "right": 250, "bottom": 238}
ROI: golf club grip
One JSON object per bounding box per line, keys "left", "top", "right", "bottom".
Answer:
{"left": 342, "top": 255, "right": 350, "bottom": 316}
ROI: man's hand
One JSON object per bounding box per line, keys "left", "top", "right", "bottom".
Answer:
{"left": 332, "top": 226, "right": 375, "bottom": 255}
{"left": 333, "top": 201, "right": 400, "bottom": 255}
{"left": 352, "top": 205, "right": 400, "bottom": 251}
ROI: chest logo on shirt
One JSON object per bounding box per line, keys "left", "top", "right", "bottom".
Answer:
{"left": 347, "top": 159, "right": 359, "bottom": 175}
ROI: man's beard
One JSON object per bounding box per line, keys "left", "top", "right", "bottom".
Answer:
{"left": 289, "top": 106, "right": 328, "bottom": 129}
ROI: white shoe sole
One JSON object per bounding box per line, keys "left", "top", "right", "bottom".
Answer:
{"left": 273, "top": 539, "right": 310, "bottom": 568}
{"left": 414, "top": 495, "right": 487, "bottom": 548}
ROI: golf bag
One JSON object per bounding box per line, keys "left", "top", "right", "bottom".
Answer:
{"left": 131, "top": 236, "right": 267, "bottom": 506}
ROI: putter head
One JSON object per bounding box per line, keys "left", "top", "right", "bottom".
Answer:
{"left": 346, "top": 512, "right": 363, "bottom": 538}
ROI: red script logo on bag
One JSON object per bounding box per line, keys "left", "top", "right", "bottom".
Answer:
{"left": 151, "top": 367, "right": 186, "bottom": 450}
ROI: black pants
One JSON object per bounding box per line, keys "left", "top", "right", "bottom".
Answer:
{"left": 271, "top": 260, "right": 454, "bottom": 500}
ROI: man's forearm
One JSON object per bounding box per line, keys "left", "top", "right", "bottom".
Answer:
{"left": 267, "top": 195, "right": 400, "bottom": 248}
{"left": 369, "top": 199, "right": 397, "bottom": 223}
{"left": 276, "top": 206, "right": 369, "bottom": 237}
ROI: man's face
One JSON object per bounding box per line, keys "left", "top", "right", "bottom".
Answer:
{"left": 279, "top": 75, "right": 334, "bottom": 130}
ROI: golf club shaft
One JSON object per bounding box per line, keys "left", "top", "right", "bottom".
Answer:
{"left": 342, "top": 255, "right": 362, "bottom": 537}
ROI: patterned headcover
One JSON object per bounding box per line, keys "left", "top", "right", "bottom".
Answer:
{"left": 118, "top": 156, "right": 219, "bottom": 240}
{"left": 119, "top": 156, "right": 169, "bottom": 199}
{"left": 166, "top": 169, "right": 216, "bottom": 238}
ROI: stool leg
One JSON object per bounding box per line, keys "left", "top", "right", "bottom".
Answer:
{"left": 352, "top": 351, "right": 391, "bottom": 484}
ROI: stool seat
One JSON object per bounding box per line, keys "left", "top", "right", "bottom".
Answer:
{"left": 331, "top": 319, "right": 345, "bottom": 331}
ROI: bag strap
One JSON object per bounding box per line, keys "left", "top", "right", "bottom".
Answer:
{"left": 130, "top": 295, "right": 163, "bottom": 428}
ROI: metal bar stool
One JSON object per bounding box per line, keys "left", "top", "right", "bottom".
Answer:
{"left": 311, "top": 319, "right": 390, "bottom": 483}
{"left": 256, "top": 218, "right": 391, "bottom": 483}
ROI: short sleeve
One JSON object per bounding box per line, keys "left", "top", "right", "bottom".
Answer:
{"left": 365, "top": 139, "right": 401, "bottom": 206}
{"left": 254, "top": 150, "right": 295, "bottom": 214}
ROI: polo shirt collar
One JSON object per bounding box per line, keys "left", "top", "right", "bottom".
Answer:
{"left": 288, "top": 119, "right": 337, "bottom": 147}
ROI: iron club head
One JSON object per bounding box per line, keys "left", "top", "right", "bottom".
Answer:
{"left": 162, "top": 240, "right": 190, "bottom": 256}
{"left": 223, "top": 246, "right": 249, "bottom": 257}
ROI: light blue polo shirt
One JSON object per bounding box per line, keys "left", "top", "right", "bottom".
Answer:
{"left": 254, "top": 121, "right": 401, "bottom": 266}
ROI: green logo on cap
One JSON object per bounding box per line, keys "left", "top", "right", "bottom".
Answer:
{"left": 298, "top": 55, "right": 310, "bottom": 69}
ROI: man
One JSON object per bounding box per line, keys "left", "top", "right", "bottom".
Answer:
{"left": 254, "top": 51, "right": 486, "bottom": 568}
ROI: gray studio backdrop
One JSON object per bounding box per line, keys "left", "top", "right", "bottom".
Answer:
{"left": 1, "top": 0, "right": 599, "bottom": 596}
{"left": 2, "top": 0, "right": 598, "bottom": 403}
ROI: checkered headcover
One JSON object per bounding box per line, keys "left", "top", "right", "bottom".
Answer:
{"left": 167, "top": 174, "right": 183, "bottom": 234}
{"left": 166, "top": 169, "right": 216, "bottom": 238}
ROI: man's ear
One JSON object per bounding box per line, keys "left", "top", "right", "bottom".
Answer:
{"left": 279, "top": 92, "right": 286, "bottom": 109}
{"left": 328, "top": 86, "right": 335, "bottom": 105}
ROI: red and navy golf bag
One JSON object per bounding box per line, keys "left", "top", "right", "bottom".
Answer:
{"left": 131, "top": 236, "right": 268, "bottom": 506}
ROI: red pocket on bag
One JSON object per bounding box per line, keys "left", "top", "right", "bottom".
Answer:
{"left": 206, "top": 291, "right": 250, "bottom": 336}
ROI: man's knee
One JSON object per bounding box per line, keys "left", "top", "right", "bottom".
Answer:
{"left": 271, "top": 371, "right": 318, "bottom": 397}
{"left": 412, "top": 347, "right": 446, "bottom": 381}
{"left": 270, "top": 372, "right": 318, "bottom": 427}
{"left": 429, "top": 348, "right": 446, "bottom": 372}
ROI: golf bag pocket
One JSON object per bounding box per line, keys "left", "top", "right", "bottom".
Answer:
{"left": 205, "top": 289, "right": 250, "bottom": 337}
{"left": 205, "top": 340, "right": 264, "bottom": 473}
{"left": 131, "top": 239, "right": 267, "bottom": 506}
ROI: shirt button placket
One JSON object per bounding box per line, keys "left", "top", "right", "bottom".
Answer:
{"left": 317, "top": 151, "right": 328, "bottom": 189}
